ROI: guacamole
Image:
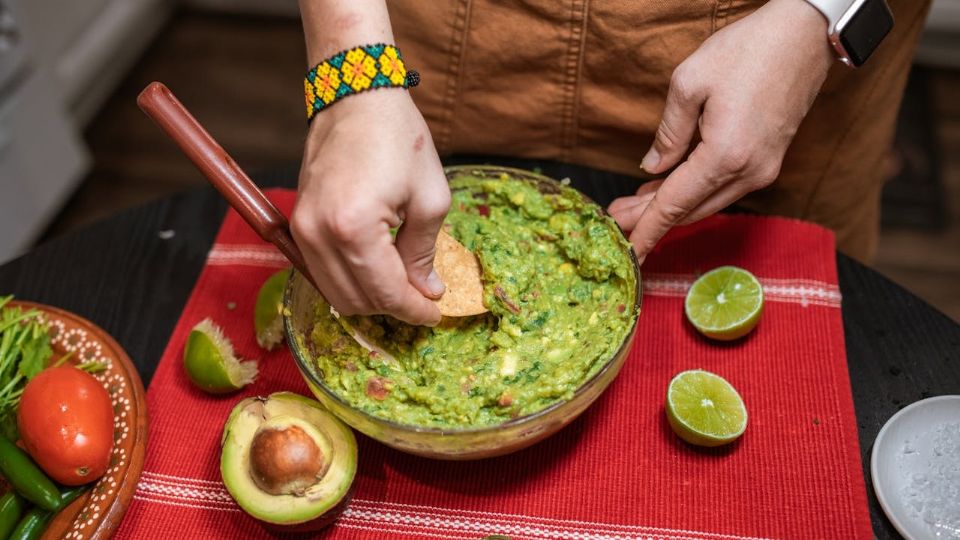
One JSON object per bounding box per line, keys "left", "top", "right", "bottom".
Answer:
{"left": 308, "top": 173, "right": 637, "bottom": 428}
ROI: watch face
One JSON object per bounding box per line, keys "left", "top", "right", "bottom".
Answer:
{"left": 839, "top": 0, "right": 894, "bottom": 67}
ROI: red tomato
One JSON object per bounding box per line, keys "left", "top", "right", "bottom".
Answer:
{"left": 17, "top": 366, "right": 114, "bottom": 485}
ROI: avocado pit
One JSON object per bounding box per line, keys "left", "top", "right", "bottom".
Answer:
{"left": 248, "top": 416, "right": 331, "bottom": 496}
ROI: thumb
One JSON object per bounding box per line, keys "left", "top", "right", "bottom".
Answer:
{"left": 642, "top": 68, "right": 704, "bottom": 175}
{"left": 395, "top": 186, "right": 451, "bottom": 299}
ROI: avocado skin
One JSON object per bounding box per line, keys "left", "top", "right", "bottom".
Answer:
{"left": 220, "top": 392, "right": 358, "bottom": 530}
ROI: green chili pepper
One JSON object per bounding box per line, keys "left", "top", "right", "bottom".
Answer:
{"left": 6, "top": 508, "right": 45, "bottom": 540}
{"left": 0, "top": 491, "right": 26, "bottom": 538}
{"left": 8, "top": 485, "right": 88, "bottom": 540}
{"left": 0, "top": 435, "right": 59, "bottom": 511}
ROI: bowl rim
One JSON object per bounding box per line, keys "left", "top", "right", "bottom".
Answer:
{"left": 283, "top": 164, "right": 643, "bottom": 435}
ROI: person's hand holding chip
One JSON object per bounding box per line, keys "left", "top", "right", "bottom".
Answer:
{"left": 291, "top": 0, "right": 450, "bottom": 326}
{"left": 292, "top": 91, "right": 450, "bottom": 326}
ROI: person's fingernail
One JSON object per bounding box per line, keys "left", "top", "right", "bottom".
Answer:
{"left": 426, "top": 269, "right": 445, "bottom": 297}
{"left": 641, "top": 148, "right": 660, "bottom": 172}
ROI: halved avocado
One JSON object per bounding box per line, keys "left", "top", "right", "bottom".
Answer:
{"left": 220, "top": 392, "right": 357, "bottom": 529}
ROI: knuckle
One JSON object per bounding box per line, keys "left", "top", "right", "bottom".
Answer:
{"left": 669, "top": 65, "right": 696, "bottom": 104}
{"left": 753, "top": 160, "right": 782, "bottom": 188}
{"left": 716, "top": 146, "right": 752, "bottom": 175}
{"left": 289, "top": 210, "right": 319, "bottom": 246}
{"left": 654, "top": 122, "right": 682, "bottom": 152}
{"left": 655, "top": 197, "right": 689, "bottom": 225}
{"left": 324, "top": 205, "right": 366, "bottom": 243}
{"left": 704, "top": 172, "right": 728, "bottom": 191}
{"left": 418, "top": 190, "right": 452, "bottom": 221}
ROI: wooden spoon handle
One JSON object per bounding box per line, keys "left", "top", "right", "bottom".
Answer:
{"left": 136, "top": 82, "right": 316, "bottom": 287}
{"left": 137, "top": 82, "right": 404, "bottom": 361}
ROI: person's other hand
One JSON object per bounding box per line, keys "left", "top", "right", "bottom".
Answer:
{"left": 291, "top": 90, "right": 450, "bottom": 325}
{"left": 608, "top": 0, "right": 835, "bottom": 263}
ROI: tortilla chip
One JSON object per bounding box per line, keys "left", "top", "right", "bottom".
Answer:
{"left": 433, "top": 230, "right": 487, "bottom": 317}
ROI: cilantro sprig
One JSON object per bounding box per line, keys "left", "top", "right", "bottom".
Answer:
{"left": 0, "top": 296, "right": 111, "bottom": 439}
{"left": 0, "top": 295, "right": 53, "bottom": 439}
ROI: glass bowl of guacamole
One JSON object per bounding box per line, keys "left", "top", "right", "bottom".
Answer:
{"left": 284, "top": 166, "right": 641, "bottom": 459}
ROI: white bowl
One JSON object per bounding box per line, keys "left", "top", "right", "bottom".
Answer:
{"left": 871, "top": 395, "right": 960, "bottom": 540}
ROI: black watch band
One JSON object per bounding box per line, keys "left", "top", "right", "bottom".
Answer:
{"left": 806, "top": 0, "right": 894, "bottom": 68}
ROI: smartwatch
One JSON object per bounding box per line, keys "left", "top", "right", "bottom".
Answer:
{"left": 804, "top": 0, "right": 894, "bottom": 68}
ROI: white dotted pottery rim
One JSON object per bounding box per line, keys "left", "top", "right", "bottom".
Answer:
{"left": 9, "top": 301, "right": 148, "bottom": 540}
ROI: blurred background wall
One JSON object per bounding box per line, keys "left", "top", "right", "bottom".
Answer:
{"left": 0, "top": 0, "right": 171, "bottom": 256}
{"left": 0, "top": 0, "right": 958, "bottom": 320}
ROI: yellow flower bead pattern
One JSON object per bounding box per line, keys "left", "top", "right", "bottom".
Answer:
{"left": 378, "top": 47, "right": 407, "bottom": 86}
{"left": 313, "top": 62, "right": 341, "bottom": 104}
{"left": 304, "top": 44, "right": 415, "bottom": 122}
{"left": 342, "top": 49, "right": 378, "bottom": 92}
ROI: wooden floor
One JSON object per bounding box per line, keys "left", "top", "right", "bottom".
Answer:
{"left": 48, "top": 10, "right": 960, "bottom": 322}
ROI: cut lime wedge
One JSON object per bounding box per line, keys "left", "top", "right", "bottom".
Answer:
{"left": 184, "top": 318, "right": 258, "bottom": 394}
{"left": 254, "top": 268, "right": 291, "bottom": 350}
{"left": 685, "top": 265, "right": 763, "bottom": 341}
{"left": 666, "top": 369, "right": 747, "bottom": 447}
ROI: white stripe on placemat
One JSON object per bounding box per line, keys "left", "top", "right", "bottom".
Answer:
{"left": 137, "top": 480, "right": 235, "bottom": 504}
{"left": 133, "top": 472, "right": 772, "bottom": 540}
{"left": 344, "top": 500, "right": 774, "bottom": 540}
{"left": 642, "top": 273, "right": 841, "bottom": 308}
{"left": 132, "top": 493, "right": 241, "bottom": 513}
{"left": 206, "top": 244, "right": 289, "bottom": 268}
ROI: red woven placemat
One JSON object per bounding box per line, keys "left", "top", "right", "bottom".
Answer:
{"left": 115, "top": 190, "right": 871, "bottom": 539}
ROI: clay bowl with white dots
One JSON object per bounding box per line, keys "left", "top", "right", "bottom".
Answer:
{"left": 9, "top": 301, "right": 148, "bottom": 540}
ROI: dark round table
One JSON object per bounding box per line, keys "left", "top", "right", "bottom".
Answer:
{"left": 1, "top": 162, "right": 958, "bottom": 539}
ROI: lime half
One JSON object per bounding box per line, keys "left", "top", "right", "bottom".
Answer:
{"left": 666, "top": 369, "right": 747, "bottom": 447}
{"left": 254, "top": 268, "right": 291, "bottom": 350}
{"left": 184, "top": 318, "right": 258, "bottom": 394}
{"left": 685, "top": 266, "right": 763, "bottom": 341}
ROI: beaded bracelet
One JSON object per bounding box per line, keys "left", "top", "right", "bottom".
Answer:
{"left": 304, "top": 43, "right": 419, "bottom": 122}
